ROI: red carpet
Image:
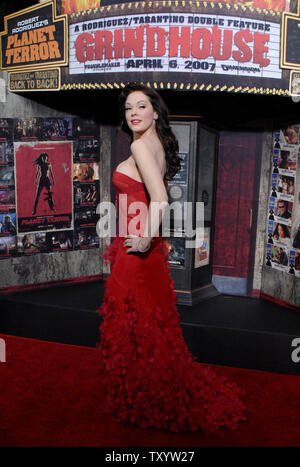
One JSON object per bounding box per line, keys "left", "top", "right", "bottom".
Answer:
{"left": 0, "top": 332, "right": 300, "bottom": 447}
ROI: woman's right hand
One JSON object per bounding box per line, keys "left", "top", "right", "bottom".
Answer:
{"left": 123, "top": 235, "right": 152, "bottom": 254}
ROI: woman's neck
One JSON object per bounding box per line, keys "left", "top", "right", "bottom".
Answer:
{"left": 132, "top": 123, "right": 158, "bottom": 141}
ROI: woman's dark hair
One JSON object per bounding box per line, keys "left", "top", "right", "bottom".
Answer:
{"left": 33, "top": 153, "right": 48, "bottom": 165}
{"left": 119, "top": 82, "right": 181, "bottom": 181}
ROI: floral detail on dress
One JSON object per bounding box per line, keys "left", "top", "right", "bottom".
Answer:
{"left": 96, "top": 171, "right": 247, "bottom": 434}
{"left": 97, "top": 237, "right": 246, "bottom": 433}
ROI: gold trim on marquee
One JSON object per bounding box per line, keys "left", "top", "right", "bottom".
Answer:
{"left": 69, "top": 0, "right": 281, "bottom": 18}
{"left": 61, "top": 81, "right": 289, "bottom": 95}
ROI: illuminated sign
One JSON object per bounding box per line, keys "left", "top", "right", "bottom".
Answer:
{"left": 70, "top": 13, "right": 280, "bottom": 79}
{"left": 63, "top": 3, "right": 288, "bottom": 95}
{"left": 61, "top": 0, "right": 289, "bottom": 14}
{"left": 9, "top": 68, "right": 61, "bottom": 91}
{"left": 0, "top": 0, "right": 68, "bottom": 72}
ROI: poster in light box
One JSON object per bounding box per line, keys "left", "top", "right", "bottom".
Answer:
{"left": 14, "top": 141, "right": 73, "bottom": 233}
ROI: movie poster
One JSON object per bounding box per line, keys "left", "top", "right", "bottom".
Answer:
{"left": 73, "top": 138, "right": 100, "bottom": 163}
{"left": 74, "top": 226, "right": 100, "bottom": 249}
{"left": 72, "top": 118, "right": 100, "bottom": 139}
{"left": 0, "top": 212, "right": 16, "bottom": 233}
{"left": 72, "top": 118, "right": 100, "bottom": 249}
{"left": 0, "top": 119, "right": 13, "bottom": 141}
{"left": 289, "top": 250, "right": 300, "bottom": 277}
{"left": 46, "top": 230, "right": 74, "bottom": 252}
{"left": 0, "top": 121, "right": 16, "bottom": 259}
{"left": 0, "top": 211, "right": 17, "bottom": 259}
{"left": 266, "top": 243, "right": 290, "bottom": 272}
{"left": 290, "top": 150, "right": 300, "bottom": 276}
{"left": 41, "top": 118, "right": 73, "bottom": 140}
{"left": 194, "top": 227, "right": 210, "bottom": 268}
{"left": 74, "top": 184, "right": 99, "bottom": 223}
{"left": 0, "top": 164, "right": 14, "bottom": 188}
{"left": 0, "top": 141, "right": 14, "bottom": 165}
{"left": 14, "top": 141, "right": 73, "bottom": 233}
{"left": 163, "top": 236, "right": 186, "bottom": 268}
{"left": 14, "top": 119, "right": 43, "bottom": 140}
{"left": 165, "top": 152, "right": 189, "bottom": 239}
{"left": 0, "top": 235, "right": 17, "bottom": 259}
{"left": 73, "top": 173, "right": 100, "bottom": 249}
{"left": 17, "top": 232, "right": 48, "bottom": 255}
{"left": 0, "top": 187, "right": 15, "bottom": 212}
{"left": 266, "top": 126, "right": 300, "bottom": 277}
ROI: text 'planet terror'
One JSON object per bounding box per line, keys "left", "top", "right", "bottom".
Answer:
{"left": 5, "top": 25, "right": 61, "bottom": 65}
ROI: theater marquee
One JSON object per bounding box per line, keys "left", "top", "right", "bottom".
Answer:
{"left": 71, "top": 14, "right": 277, "bottom": 76}
{"left": 62, "top": 1, "right": 289, "bottom": 95}
{"left": 1, "top": 1, "right": 292, "bottom": 95}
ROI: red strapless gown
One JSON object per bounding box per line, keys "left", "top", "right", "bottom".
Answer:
{"left": 96, "top": 169, "right": 246, "bottom": 433}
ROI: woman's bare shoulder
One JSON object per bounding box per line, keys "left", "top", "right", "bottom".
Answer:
{"left": 130, "top": 138, "right": 152, "bottom": 155}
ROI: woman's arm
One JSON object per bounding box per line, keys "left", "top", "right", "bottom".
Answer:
{"left": 49, "top": 164, "right": 55, "bottom": 185}
{"left": 130, "top": 139, "right": 168, "bottom": 250}
{"left": 34, "top": 166, "right": 40, "bottom": 185}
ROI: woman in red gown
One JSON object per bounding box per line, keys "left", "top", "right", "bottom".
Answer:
{"left": 97, "top": 83, "right": 246, "bottom": 433}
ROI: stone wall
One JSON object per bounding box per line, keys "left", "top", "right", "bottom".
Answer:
{"left": 0, "top": 71, "right": 112, "bottom": 290}
{"left": 253, "top": 128, "right": 300, "bottom": 308}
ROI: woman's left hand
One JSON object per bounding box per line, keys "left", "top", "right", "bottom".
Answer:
{"left": 123, "top": 235, "right": 151, "bottom": 254}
